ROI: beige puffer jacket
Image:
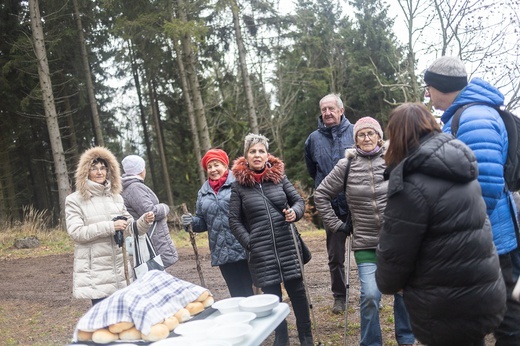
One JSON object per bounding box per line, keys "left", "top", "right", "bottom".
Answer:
{"left": 315, "top": 145, "right": 387, "bottom": 251}
{"left": 65, "top": 147, "right": 150, "bottom": 299}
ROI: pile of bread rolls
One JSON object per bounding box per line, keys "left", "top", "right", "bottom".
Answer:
{"left": 77, "top": 290, "right": 214, "bottom": 344}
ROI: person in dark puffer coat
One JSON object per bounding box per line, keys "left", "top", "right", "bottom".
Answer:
{"left": 229, "top": 133, "right": 313, "bottom": 346}
{"left": 181, "top": 148, "right": 253, "bottom": 298}
{"left": 375, "top": 103, "right": 506, "bottom": 346}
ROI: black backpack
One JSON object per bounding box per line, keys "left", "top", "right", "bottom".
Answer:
{"left": 450, "top": 102, "right": 520, "bottom": 191}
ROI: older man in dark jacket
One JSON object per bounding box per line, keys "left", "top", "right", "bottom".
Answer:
{"left": 305, "top": 93, "right": 355, "bottom": 313}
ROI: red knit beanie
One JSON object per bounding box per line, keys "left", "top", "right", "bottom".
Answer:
{"left": 201, "top": 149, "right": 229, "bottom": 170}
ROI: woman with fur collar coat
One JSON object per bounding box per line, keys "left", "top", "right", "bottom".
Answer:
{"left": 65, "top": 147, "right": 154, "bottom": 305}
{"left": 229, "top": 133, "right": 313, "bottom": 346}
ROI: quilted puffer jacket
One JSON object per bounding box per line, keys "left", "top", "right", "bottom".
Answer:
{"left": 229, "top": 155, "right": 305, "bottom": 288}
{"left": 305, "top": 115, "right": 355, "bottom": 217}
{"left": 65, "top": 147, "right": 150, "bottom": 299}
{"left": 191, "top": 171, "right": 247, "bottom": 267}
{"left": 121, "top": 176, "right": 178, "bottom": 268}
{"left": 376, "top": 133, "right": 506, "bottom": 345}
{"left": 314, "top": 145, "right": 387, "bottom": 251}
{"left": 441, "top": 77, "right": 517, "bottom": 255}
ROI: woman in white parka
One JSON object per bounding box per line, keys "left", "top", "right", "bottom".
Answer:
{"left": 65, "top": 147, "right": 154, "bottom": 306}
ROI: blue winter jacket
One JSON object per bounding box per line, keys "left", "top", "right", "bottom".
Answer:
{"left": 305, "top": 115, "right": 355, "bottom": 216}
{"left": 191, "top": 171, "right": 247, "bottom": 266}
{"left": 441, "top": 77, "right": 517, "bottom": 255}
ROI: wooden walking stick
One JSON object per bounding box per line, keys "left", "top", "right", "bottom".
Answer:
{"left": 122, "top": 237, "right": 130, "bottom": 285}
{"left": 181, "top": 203, "right": 206, "bottom": 287}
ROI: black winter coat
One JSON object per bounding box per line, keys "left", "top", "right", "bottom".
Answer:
{"left": 229, "top": 155, "right": 305, "bottom": 288}
{"left": 376, "top": 133, "right": 506, "bottom": 346}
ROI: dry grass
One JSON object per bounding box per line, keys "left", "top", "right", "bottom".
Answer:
{"left": 0, "top": 206, "right": 209, "bottom": 260}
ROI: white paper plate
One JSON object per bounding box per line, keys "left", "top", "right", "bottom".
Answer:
{"left": 238, "top": 294, "right": 279, "bottom": 317}
{"left": 150, "top": 337, "right": 196, "bottom": 346}
{"left": 213, "top": 311, "right": 256, "bottom": 326}
{"left": 211, "top": 297, "right": 245, "bottom": 314}
{"left": 212, "top": 323, "right": 253, "bottom": 344}
{"left": 174, "top": 319, "right": 216, "bottom": 338}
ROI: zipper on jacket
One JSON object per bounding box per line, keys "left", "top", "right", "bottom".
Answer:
{"left": 368, "top": 157, "right": 382, "bottom": 231}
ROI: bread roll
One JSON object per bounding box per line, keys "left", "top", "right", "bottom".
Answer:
{"left": 108, "top": 321, "right": 134, "bottom": 334}
{"left": 141, "top": 323, "right": 170, "bottom": 342}
{"left": 196, "top": 290, "right": 210, "bottom": 302}
{"left": 163, "top": 316, "right": 179, "bottom": 331}
{"left": 92, "top": 328, "right": 118, "bottom": 344}
{"left": 202, "top": 295, "right": 214, "bottom": 308}
{"left": 185, "top": 301, "right": 204, "bottom": 315}
{"left": 174, "top": 308, "right": 190, "bottom": 322}
{"left": 119, "top": 326, "right": 141, "bottom": 340}
{"left": 77, "top": 330, "right": 92, "bottom": 341}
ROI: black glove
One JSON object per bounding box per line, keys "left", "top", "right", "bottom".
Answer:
{"left": 114, "top": 230, "right": 124, "bottom": 248}
{"left": 338, "top": 222, "right": 352, "bottom": 236}
{"left": 112, "top": 216, "right": 127, "bottom": 248}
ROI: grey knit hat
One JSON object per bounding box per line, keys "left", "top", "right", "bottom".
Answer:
{"left": 121, "top": 155, "right": 145, "bottom": 176}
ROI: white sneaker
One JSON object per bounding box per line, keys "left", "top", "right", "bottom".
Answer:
{"left": 512, "top": 277, "right": 520, "bottom": 302}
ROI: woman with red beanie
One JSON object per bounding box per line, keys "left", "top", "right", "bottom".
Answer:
{"left": 181, "top": 148, "right": 254, "bottom": 297}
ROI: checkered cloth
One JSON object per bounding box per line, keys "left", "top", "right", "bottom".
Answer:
{"left": 73, "top": 270, "right": 209, "bottom": 340}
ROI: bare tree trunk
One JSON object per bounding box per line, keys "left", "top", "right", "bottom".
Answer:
{"left": 29, "top": 0, "right": 71, "bottom": 221}
{"left": 148, "top": 78, "right": 174, "bottom": 206}
{"left": 171, "top": 38, "right": 206, "bottom": 185}
{"left": 72, "top": 0, "right": 104, "bottom": 146}
{"left": 176, "top": 0, "right": 212, "bottom": 153}
{"left": 128, "top": 41, "right": 159, "bottom": 191}
{"left": 230, "top": 0, "right": 259, "bottom": 134}
{"left": 63, "top": 95, "right": 80, "bottom": 163}
{"left": 0, "top": 146, "right": 17, "bottom": 221}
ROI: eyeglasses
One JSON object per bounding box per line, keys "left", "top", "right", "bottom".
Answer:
{"left": 357, "top": 131, "right": 376, "bottom": 140}
{"left": 90, "top": 166, "right": 107, "bottom": 172}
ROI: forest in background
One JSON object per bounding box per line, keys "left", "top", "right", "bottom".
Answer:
{"left": 1, "top": 0, "right": 519, "bottom": 226}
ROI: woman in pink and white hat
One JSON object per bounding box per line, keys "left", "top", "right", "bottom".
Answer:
{"left": 315, "top": 117, "right": 415, "bottom": 346}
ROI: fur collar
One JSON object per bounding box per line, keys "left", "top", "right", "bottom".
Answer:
{"left": 75, "top": 146, "right": 121, "bottom": 200}
{"left": 232, "top": 154, "right": 285, "bottom": 187}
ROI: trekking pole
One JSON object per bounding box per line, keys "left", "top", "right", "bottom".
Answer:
{"left": 290, "top": 224, "right": 324, "bottom": 346}
{"left": 122, "top": 237, "right": 130, "bottom": 285}
{"left": 343, "top": 235, "right": 352, "bottom": 346}
{"left": 181, "top": 203, "right": 206, "bottom": 287}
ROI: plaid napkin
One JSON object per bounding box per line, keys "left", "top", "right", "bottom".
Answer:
{"left": 74, "top": 270, "right": 209, "bottom": 340}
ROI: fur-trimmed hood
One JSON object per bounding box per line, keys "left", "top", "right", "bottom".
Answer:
{"left": 75, "top": 146, "right": 121, "bottom": 200}
{"left": 232, "top": 154, "right": 285, "bottom": 187}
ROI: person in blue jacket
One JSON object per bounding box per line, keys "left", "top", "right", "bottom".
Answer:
{"left": 424, "top": 56, "right": 520, "bottom": 345}
{"left": 181, "top": 148, "right": 253, "bottom": 298}
{"left": 305, "top": 93, "right": 355, "bottom": 313}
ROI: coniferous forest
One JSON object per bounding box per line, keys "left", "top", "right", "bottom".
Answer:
{"left": 1, "top": 0, "right": 519, "bottom": 225}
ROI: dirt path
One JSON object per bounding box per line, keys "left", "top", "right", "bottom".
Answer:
{"left": 0, "top": 233, "right": 495, "bottom": 345}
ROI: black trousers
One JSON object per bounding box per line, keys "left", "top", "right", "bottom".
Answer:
{"left": 262, "top": 278, "right": 312, "bottom": 335}
{"left": 494, "top": 251, "right": 520, "bottom": 346}
{"left": 219, "top": 259, "right": 254, "bottom": 297}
